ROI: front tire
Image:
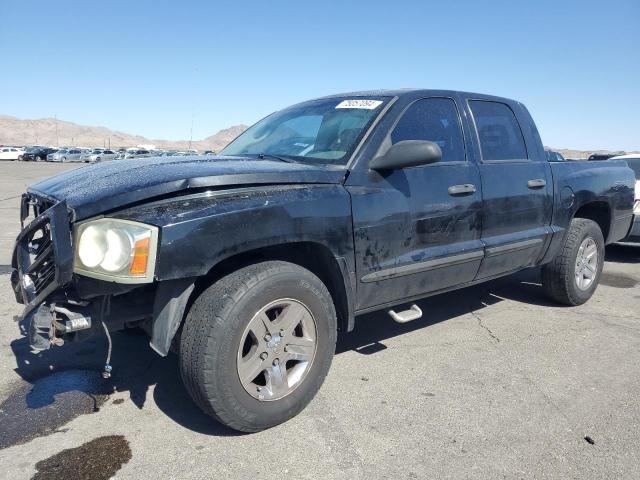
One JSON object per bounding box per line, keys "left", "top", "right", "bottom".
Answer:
{"left": 541, "top": 218, "right": 604, "bottom": 305}
{"left": 180, "top": 261, "right": 337, "bottom": 432}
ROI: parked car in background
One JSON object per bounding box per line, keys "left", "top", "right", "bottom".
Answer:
{"left": 80, "top": 149, "right": 102, "bottom": 162}
{"left": 47, "top": 149, "right": 67, "bottom": 162}
{"left": 47, "top": 148, "right": 83, "bottom": 162}
{"left": 22, "top": 147, "right": 57, "bottom": 161}
{"left": 0, "top": 146, "right": 26, "bottom": 160}
{"left": 609, "top": 154, "right": 640, "bottom": 241}
{"left": 66, "top": 149, "right": 86, "bottom": 162}
{"left": 124, "top": 149, "right": 152, "bottom": 159}
{"left": 89, "top": 149, "right": 117, "bottom": 162}
{"left": 545, "top": 150, "right": 566, "bottom": 162}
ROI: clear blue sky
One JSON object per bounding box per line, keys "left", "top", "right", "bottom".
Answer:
{"left": 1, "top": 0, "right": 638, "bottom": 150}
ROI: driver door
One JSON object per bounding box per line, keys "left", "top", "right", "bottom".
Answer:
{"left": 346, "top": 97, "right": 483, "bottom": 310}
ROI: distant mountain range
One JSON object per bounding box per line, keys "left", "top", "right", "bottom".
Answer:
{"left": 0, "top": 115, "right": 637, "bottom": 159}
{"left": 0, "top": 115, "right": 247, "bottom": 152}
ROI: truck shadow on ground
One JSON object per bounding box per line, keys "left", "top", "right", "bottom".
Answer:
{"left": 605, "top": 243, "right": 640, "bottom": 264}
{"left": 0, "top": 266, "right": 590, "bottom": 442}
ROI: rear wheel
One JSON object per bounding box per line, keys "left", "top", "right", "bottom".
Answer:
{"left": 180, "top": 261, "right": 337, "bottom": 432}
{"left": 542, "top": 218, "right": 604, "bottom": 305}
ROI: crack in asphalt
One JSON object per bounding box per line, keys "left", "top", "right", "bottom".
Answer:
{"left": 0, "top": 194, "right": 21, "bottom": 203}
{"left": 471, "top": 311, "right": 500, "bottom": 343}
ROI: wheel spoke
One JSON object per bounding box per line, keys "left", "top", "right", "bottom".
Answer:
{"left": 584, "top": 263, "right": 596, "bottom": 278}
{"left": 274, "top": 302, "right": 307, "bottom": 333}
{"left": 250, "top": 311, "right": 273, "bottom": 337}
{"left": 238, "top": 350, "right": 265, "bottom": 384}
{"left": 584, "top": 244, "right": 597, "bottom": 260}
{"left": 285, "top": 337, "right": 315, "bottom": 362}
{"left": 266, "top": 362, "right": 289, "bottom": 397}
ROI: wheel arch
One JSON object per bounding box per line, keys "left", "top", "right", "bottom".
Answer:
{"left": 150, "top": 241, "right": 355, "bottom": 356}
{"left": 572, "top": 200, "right": 611, "bottom": 243}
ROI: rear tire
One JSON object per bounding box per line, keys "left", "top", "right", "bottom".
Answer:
{"left": 180, "top": 261, "right": 337, "bottom": 432}
{"left": 541, "top": 218, "right": 604, "bottom": 305}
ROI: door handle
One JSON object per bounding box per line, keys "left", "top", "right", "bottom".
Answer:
{"left": 448, "top": 184, "right": 476, "bottom": 196}
{"left": 527, "top": 179, "right": 546, "bottom": 189}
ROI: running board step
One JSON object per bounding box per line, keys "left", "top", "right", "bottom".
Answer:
{"left": 388, "top": 304, "right": 423, "bottom": 323}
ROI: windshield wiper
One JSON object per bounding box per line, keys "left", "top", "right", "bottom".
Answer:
{"left": 257, "top": 153, "right": 295, "bottom": 163}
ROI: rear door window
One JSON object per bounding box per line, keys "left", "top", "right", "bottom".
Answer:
{"left": 469, "top": 100, "right": 528, "bottom": 161}
{"left": 391, "top": 97, "right": 465, "bottom": 162}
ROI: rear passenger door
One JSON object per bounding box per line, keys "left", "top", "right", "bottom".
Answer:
{"left": 468, "top": 100, "right": 553, "bottom": 279}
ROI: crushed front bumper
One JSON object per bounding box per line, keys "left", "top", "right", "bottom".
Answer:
{"left": 12, "top": 196, "right": 73, "bottom": 314}
{"left": 11, "top": 195, "right": 76, "bottom": 350}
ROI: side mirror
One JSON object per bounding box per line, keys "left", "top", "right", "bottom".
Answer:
{"left": 370, "top": 140, "right": 442, "bottom": 171}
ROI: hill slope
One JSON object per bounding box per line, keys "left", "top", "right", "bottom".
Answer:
{"left": 0, "top": 115, "right": 247, "bottom": 152}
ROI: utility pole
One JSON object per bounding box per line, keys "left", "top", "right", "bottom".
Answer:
{"left": 55, "top": 115, "right": 59, "bottom": 147}
{"left": 188, "top": 66, "right": 198, "bottom": 151}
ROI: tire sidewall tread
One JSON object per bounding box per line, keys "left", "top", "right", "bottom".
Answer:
{"left": 180, "top": 261, "right": 337, "bottom": 432}
{"left": 542, "top": 218, "right": 604, "bottom": 306}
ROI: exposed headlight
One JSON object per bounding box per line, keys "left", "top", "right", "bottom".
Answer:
{"left": 74, "top": 218, "right": 159, "bottom": 283}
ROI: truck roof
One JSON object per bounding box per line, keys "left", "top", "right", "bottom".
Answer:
{"left": 313, "top": 89, "right": 520, "bottom": 104}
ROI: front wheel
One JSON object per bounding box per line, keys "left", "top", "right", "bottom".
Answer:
{"left": 541, "top": 218, "right": 604, "bottom": 305}
{"left": 180, "top": 261, "right": 337, "bottom": 432}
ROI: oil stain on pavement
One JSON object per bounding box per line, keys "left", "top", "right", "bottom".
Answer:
{"left": 0, "top": 370, "right": 112, "bottom": 449}
{"left": 31, "top": 435, "right": 131, "bottom": 480}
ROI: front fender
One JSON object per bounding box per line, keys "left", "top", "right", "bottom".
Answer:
{"left": 146, "top": 185, "right": 354, "bottom": 279}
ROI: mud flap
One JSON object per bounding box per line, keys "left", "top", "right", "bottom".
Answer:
{"left": 149, "top": 278, "right": 195, "bottom": 356}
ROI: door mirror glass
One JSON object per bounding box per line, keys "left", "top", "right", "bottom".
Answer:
{"left": 370, "top": 140, "right": 442, "bottom": 171}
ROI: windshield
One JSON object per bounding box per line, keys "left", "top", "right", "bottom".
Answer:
{"left": 221, "top": 97, "right": 389, "bottom": 165}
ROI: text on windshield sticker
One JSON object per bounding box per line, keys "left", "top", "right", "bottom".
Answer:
{"left": 335, "top": 99, "right": 383, "bottom": 109}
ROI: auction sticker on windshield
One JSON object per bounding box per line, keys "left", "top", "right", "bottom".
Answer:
{"left": 335, "top": 99, "right": 383, "bottom": 109}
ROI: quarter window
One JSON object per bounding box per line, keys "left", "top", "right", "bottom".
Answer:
{"left": 470, "top": 100, "right": 527, "bottom": 161}
{"left": 391, "top": 98, "right": 465, "bottom": 162}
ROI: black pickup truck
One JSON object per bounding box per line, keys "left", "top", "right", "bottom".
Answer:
{"left": 11, "top": 90, "right": 636, "bottom": 432}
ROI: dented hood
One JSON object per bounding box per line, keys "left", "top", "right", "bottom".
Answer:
{"left": 29, "top": 155, "right": 345, "bottom": 220}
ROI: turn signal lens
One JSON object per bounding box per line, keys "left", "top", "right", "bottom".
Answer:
{"left": 130, "top": 237, "right": 150, "bottom": 275}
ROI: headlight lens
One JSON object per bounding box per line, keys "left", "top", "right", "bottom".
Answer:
{"left": 634, "top": 200, "right": 640, "bottom": 215}
{"left": 74, "top": 219, "right": 158, "bottom": 282}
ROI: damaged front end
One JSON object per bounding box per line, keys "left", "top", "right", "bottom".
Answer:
{"left": 11, "top": 193, "right": 168, "bottom": 357}
{"left": 11, "top": 194, "right": 80, "bottom": 350}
